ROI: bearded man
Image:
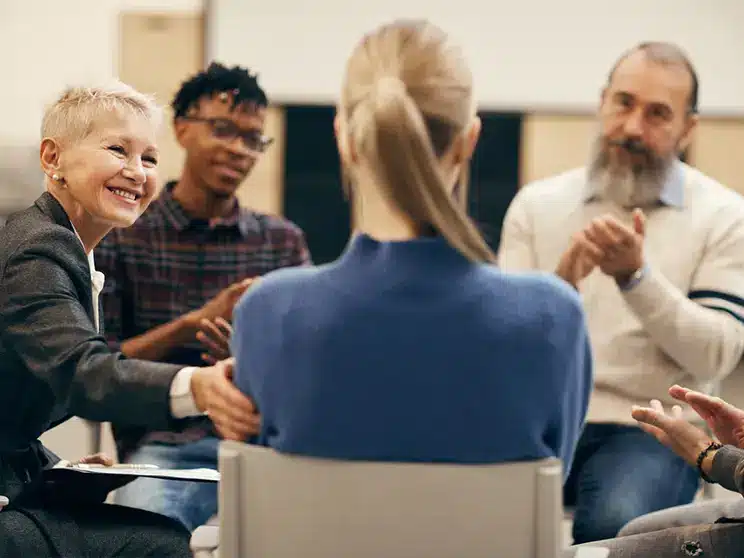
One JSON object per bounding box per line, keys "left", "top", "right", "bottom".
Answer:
{"left": 499, "top": 42, "right": 744, "bottom": 544}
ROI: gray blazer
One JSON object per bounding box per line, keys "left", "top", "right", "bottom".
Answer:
{"left": 0, "top": 192, "right": 182, "bottom": 501}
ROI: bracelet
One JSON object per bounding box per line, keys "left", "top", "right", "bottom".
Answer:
{"left": 696, "top": 441, "right": 723, "bottom": 483}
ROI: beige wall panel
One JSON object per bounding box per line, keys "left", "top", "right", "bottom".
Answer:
{"left": 688, "top": 119, "right": 744, "bottom": 195}
{"left": 118, "top": 12, "right": 204, "bottom": 185}
{"left": 520, "top": 114, "right": 595, "bottom": 186}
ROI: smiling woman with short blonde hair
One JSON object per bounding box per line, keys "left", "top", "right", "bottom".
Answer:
{"left": 0, "top": 81, "right": 259, "bottom": 557}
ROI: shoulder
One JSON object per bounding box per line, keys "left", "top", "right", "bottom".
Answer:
{"left": 0, "top": 209, "right": 86, "bottom": 292}
{"left": 479, "top": 265, "right": 583, "bottom": 315}
{"left": 680, "top": 166, "right": 744, "bottom": 256}
{"left": 684, "top": 165, "right": 744, "bottom": 226}
{"left": 234, "top": 264, "right": 324, "bottom": 316}
{"left": 2, "top": 205, "right": 83, "bottom": 263}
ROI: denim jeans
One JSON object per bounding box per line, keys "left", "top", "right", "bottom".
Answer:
{"left": 564, "top": 423, "right": 700, "bottom": 544}
{"left": 113, "top": 436, "right": 219, "bottom": 532}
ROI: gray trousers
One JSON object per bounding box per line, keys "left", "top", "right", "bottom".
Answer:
{"left": 565, "top": 522, "right": 744, "bottom": 557}
{"left": 619, "top": 497, "right": 744, "bottom": 536}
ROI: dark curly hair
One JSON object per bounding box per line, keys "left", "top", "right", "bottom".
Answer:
{"left": 171, "top": 62, "right": 268, "bottom": 119}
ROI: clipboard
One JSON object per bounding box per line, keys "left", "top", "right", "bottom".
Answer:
{"left": 24, "top": 464, "right": 220, "bottom": 506}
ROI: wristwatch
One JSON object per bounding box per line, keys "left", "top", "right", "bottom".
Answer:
{"left": 617, "top": 263, "right": 649, "bottom": 292}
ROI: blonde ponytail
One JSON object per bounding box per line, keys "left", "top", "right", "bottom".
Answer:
{"left": 352, "top": 76, "right": 495, "bottom": 263}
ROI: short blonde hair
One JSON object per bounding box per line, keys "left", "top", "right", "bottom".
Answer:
{"left": 340, "top": 19, "right": 495, "bottom": 263}
{"left": 41, "top": 81, "right": 162, "bottom": 144}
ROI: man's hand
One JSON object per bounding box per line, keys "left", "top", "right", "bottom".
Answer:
{"left": 555, "top": 236, "right": 603, "bottom": 289}
{"left": 189, "top": 278, "right": 257, "bottom": 325}
{"left": 197, "top": 317, "right": 233, "bottom": 365}
{"left": 583, "top": 209, "right": 645, "bottom": 283}
{"left": 670, "top": 385, "right": 744, "bottom": 448}
{"left": 632, "top": 399, "right": 715, "bottom": 472}
{"left": 191, "top": 358, "right": 261, "bottom": 441}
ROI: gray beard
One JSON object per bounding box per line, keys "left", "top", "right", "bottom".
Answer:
{"left": 588, "top": 137, "right": 676, "bottom": 209}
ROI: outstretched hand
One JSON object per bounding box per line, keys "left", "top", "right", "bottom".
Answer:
{"left": 631, "top": 399, "right": 714, "bottom": 470}
{"left": 669, "top": 385, "right": 744, "bottom": 448}
{"left": 197, "top": 317, "right": 233, "bottom": 365}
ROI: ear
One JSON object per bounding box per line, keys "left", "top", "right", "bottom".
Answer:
{"left": 454, "top": 116, "right": 481, "bottom": 165}
{"left": 599, "top": 87, "right": 609, "bottom": 111}
{"left": 678, "top": 113, "right": 699, "bottom": 153}
{"left": 173, "top": 117, "right": 190, "bottom": 148}
{"left": 334, "top": 113, "right": 357, "bottom": 165}
{"left": 39, "top": 137, "right": 62, "bottom": 179}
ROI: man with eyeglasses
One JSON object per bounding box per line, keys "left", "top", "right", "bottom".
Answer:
{"left": 94, "top": 62, "right": 312, "bottom": 531}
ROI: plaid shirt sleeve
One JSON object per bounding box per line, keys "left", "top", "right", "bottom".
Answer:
{"left": 94, "top": 232, "right": 126, "bottom": 347}
{"left": 291, "top": 227, "right": 313, "bottom": 266}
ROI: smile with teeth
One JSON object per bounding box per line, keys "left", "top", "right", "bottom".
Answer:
{"left": 108, "top": 187, "right": 139, "bottom": 201}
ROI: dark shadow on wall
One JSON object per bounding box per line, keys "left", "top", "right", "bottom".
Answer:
{"left": 468, "top": 112, "right": 522, "bottom": 253}
{"left": 282, "top": 105, "right": 351, "bottom": 265}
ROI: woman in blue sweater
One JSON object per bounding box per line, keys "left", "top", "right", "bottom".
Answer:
{"left": 231, "top": 19, "right": 592, "bottom": 476}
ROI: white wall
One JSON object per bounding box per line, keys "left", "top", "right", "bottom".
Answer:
{"left": 210, "top": 0, "right": 744, "bottom": 115}
{"left": 0, "top": 0, "right": 203, "bottom": 145}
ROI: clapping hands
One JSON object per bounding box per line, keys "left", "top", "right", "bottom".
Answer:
{"left": 556, "top": 209, "right": 646, "bottom": 288}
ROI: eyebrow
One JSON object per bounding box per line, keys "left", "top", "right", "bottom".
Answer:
{"left": 613, "top": 91, "right": 673, "bottom": 111}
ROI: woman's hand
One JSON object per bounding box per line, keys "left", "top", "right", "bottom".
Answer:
{"left": 632, "top": 399, "right": 715, "bottom": 472}
{"left": 191, "top": 358, "right": 261, "bottom": 441}
{"left": 196, "top": 317, "right": 233, "bottom": 365}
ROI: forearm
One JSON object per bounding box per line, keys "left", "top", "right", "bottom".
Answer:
{"left": 622, "top": 266, "right": 744, "bottom": 382}
{"left": 120, "top": 312, "right": 199, "bottom": 361}
{"left": 68, "top": 349, "right": 182, "bottom": 427}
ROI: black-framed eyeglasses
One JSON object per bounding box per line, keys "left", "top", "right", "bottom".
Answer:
{"left": 181, "top": 117, "right": 274, "bottom": 153}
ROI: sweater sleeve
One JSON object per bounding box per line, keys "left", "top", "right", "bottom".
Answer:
{"left": 621, "top": 209, "right": 744, "bottom": 383}
{"left": 709, "top": 445, "right": 744, "bottom": 496}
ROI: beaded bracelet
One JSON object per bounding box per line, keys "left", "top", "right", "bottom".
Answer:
{"left": 696, "top": 441, "right": 723, "bottom": 483}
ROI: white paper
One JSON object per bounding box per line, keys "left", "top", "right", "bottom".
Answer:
{"left": 57, "top": 465, "right": 220, "bottom": 482}
{"left": 574, "top": 549, "right": 610, "bottom": 558}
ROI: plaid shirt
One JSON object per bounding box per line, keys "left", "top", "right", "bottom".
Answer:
{"left": 96, "top": 182, "right": 311, "bottom": 457}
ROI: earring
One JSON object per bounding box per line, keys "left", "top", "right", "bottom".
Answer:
{"left": 52, "top": 173, "right": 60, "bottom": 182}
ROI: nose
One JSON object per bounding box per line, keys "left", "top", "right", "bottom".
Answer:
{"left": 121, "top": 158, "right": 146, "bottom": 184}
{"left": 225, "top": 135, "right": 254, "bottom": 158}
{"left": 623, "top": 108, "right": 644, "bottom": 138}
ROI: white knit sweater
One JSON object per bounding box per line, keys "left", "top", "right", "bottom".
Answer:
{"left": 499, "top": 162, "right": 744, "bottom": 424}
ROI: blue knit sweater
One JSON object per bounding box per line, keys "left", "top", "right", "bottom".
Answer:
{"left": 232, "top": 234, "right": 591, "bottom": 477}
